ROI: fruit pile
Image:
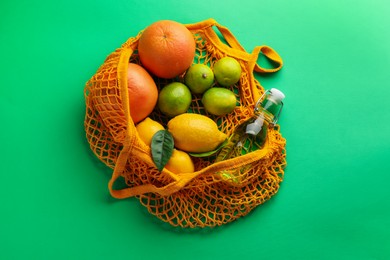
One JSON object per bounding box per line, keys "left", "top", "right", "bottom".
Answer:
{"left": 85, "top": 18, "right": 287, "bottom": 228}
{"left": 127, "top": 20, "right": 245, "bottom": 174}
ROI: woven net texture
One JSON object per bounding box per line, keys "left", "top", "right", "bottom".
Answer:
{"left": 84, "top": 19, "right": 286, "bottom": 228}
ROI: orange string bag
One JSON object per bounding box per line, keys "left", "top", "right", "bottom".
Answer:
{"left": 84, "top": 18, "right": 286, "bottom": 228}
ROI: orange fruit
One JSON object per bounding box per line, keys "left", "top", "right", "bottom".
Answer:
{"left": 138, "top": 20, "right": 196, "bottom": 79}
{"left": 127, "top": 63, "right": 158, "bottom": 123}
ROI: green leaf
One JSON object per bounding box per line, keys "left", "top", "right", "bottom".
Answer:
{"left": 151, "top": 130, "right": 174, "bottom": 172}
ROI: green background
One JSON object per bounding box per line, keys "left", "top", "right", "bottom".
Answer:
{"left": 1, "top": 0, "right": 389, "bottom": 259}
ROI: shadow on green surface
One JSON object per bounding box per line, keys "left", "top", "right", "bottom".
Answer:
{"left": 134, "top": 193, "right": 278, "bottom": 234}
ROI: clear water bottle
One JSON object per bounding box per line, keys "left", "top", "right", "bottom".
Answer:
{"left": 215, "top": 88, "right": 285, "bottom": 183}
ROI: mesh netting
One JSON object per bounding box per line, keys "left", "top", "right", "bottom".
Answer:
{"left": 84, "top": 18, "right": 286, "bottom": 228}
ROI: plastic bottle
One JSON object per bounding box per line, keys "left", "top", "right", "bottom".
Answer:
{"left": 215, "top": 88, "right": 285, "bottom": 183}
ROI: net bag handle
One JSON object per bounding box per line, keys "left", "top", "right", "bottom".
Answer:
{"left": 109, "top": 143, "right": 273, "bottom": 199}
{"left": 247, "top": 45, "right": 283, "bottom": 102}
{"left": 188, "top": 18, "right": 247, "bottom": 52}
{"left": 252, "top": 45, "right": 283, "bottom": 73}
{"left": 186, "top": 18, "right": 283, "bottom": 73}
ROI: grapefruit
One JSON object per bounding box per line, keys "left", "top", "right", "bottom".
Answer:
{"left": 138, "top": 20, "right": 196, "bottom": 79}
{"left": 126, "top": 63, "right": 158, "bottom": 123}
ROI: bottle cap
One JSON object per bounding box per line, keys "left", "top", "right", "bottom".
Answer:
{"left": 245, "top": 117, "right": 264, "bottom": 135}
{"left": 268, "top": 88, "right": 285, "bottom": 104}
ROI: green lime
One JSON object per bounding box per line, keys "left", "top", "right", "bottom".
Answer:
{"left": 184, "top": 64, "right": 214, "bottom": 94}
{"left": 202, "top": 87, "right": 237, "bottom": 116}
{"left": 158, "top": 82, "right": 192, "bottom": 117}
{"left": 213, "top": 57, "right": 242, "bottom": 87}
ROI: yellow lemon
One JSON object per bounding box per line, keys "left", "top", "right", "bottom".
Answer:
{"left": 136, "top": 117, "right": 165, "bottom": 146}
{"left": 167, "top": 113, "right": 227, "bottom": 153}
{"left": 165, "top": 149, "right": 195, "bottom": 174}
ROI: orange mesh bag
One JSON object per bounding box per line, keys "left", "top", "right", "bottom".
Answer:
{"left": 84, "top": 18, "right": 286, "bottom": 228}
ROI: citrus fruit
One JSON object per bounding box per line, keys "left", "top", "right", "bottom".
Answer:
{"left": 167, "top": 113, "right": 227, "bottom": 153}
{"left": 126, "top": 63, "right": 158, "bottom": 123}
{"left": 213, "top": 57, "right": 242, "bottom": 87}
{"left": 165, "top": 149, "right": 195, "bottom": 174}
{"left": 138, "top": 20, "right": 196, "bottom": 79}
{"left": 135, "top": 117, "right": 165, "bottom": 146}
{"left": 157, "top": 82, "right": 192, "bottom": 117}
{"left": 202, "top": 87, "right": 237, "bottom": 116}
{"left": 184, "top": 64, "right": 214, "bottom": 94}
